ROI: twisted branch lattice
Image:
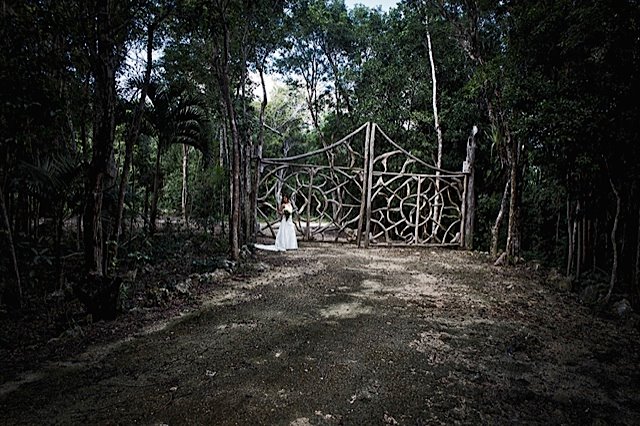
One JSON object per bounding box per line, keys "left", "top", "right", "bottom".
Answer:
{"left": 257, "top": 123, "right": 466, "bottom": 246}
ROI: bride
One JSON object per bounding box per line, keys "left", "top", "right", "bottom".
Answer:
{"left": 256, "top": 195, "right": 298, "bottom": 252}
{"left": 275, "top": 195, "right": 298, "bottom": 251}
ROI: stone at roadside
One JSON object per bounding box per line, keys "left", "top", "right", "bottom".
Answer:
{"left": 240, "top": 245, "right": 252, "bottom": 259}
{"left": 255, "top": 262, "right": 270, "bottom": 273}
{"left": 546, "top": 269, "right": 572, "bottom": 292}
{"left": 580, "top": 284, "right": 605, "bottom": 306}
{"left": 146, "top": 287, "right": 170, "bottom": 307}
{"left": 210, "top": 257, "right": 236, "bottom": 272}
{"left": 198, "top": 269, "right": 230, "bottom": 284}
{"left": 612, "top": 298, "right": 633, "bottom": 319}
{"left": 175, "top": 279, "right": 192, "bottom": 297}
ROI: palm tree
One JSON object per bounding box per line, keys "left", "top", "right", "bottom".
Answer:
{"left": 143, "top": 81, "right": 207, "bottom": 234}
{"left": 17, "top": 153, "right": 83, "bottom": 292}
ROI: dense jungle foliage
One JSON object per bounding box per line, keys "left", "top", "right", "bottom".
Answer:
{"left": 0, "top": 0, "right": 638, "bottom": 316}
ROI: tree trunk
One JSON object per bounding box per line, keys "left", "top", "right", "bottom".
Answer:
{"left": 240, "top": 52, "right": 251, "bottom": 245}
{"left": 220, "top": 126, "right": 227, "bottom": 234}
{"left": 555, "top": 212, "right": 560, "bottom": 247}
{"left": 114, "top": 22, "right": 155, "bottom": 250}
{"left": 181, "top": 144, "right": 190, "bottom": 224}
{"left": 576, "top": 215, "right": 582, "bottom": 278}
{"left": 149, "top": 143, "right": 162, "bottom": 235}
{"left": 573, "top": 200, "right": 581, "bottom": 278}
{"left": 129, "top": 162, "right": 136, "bottom": 237}
{"left": 219, "top": 119, "right": 228, "bottom": 169}
{"left": 425, "top": 21, "right": 444, "bottom": 238}
{"left": 582, "top": 217, "right": 588, "bottom": 270}
{"left": 214, "top": 14, "right": 241, "bottom": 260}
{"left": 54, "top": 209, "right": 63, "bottom": 289}
{"left": 605, "top": 177, "right": 621, "bottom": 303}
{"left": 505, "top": 134, "right": 521, "bottom": 261}
{"left": 593, "top": 218, "right": 598, "bottom": 273}
{"left": 250, "top": 62, "right": 268, "bottom": 243}
{"left": 76, "top": 213, "right": 82, "bottom": 251}
{"left": 0, "top": 189, "right": 21, "bottom": 307}
{"left": 634, "top": 202, "right": 640, "bottom": 304}
{"left": 566, "top": 198, "right": 574, "bottom": 276}
{"left": 143, "top": 184, "right": 150, "bottom": 231}
{"left": 322, "top": 46, "right": 353, "bottom": 118}
{"left": 84, "top": 1, "right": 118, "bottom": 275}
{"left": 491, "top": 179, "right": 510, "bottom": 258}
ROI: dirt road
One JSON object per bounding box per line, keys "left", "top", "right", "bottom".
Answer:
{"left": 1, "top": 244, "right": 639, "bottom": 425}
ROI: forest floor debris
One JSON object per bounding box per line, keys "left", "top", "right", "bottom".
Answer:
{"left": 1, "top": 243, "right": 640, "bottom": 424}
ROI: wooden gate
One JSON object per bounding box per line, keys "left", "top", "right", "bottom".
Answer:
{"left": 257, "top": 122, "right": 468, "bottom": 247}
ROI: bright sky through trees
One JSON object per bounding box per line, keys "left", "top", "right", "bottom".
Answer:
{"left": 344, "top": 0, "right": 398, "bottom": 11}
{"left": 255, "top": 0, "right": 399, "bottom": 98}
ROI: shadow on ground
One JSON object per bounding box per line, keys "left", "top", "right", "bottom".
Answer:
{"left": 1, "top": 244, "right": 639, "bottom": 425}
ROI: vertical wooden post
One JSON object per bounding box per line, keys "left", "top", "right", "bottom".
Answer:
{"left": 415, "top": 177, "right": 422, "bottom": 244}
{"left": 305, "top": 168, "right": 314, "bottom": 241}
{"left": 460, "top": 174, "right": 467, "bottom": 248}
{"left": 463, "top": 125, "right": 478, "bottom": 249}
{"left": 356, "top": 122, "right": 371, "bottom": 248}
{"left": 364, "top": 123, "right": 376, "bottom": 248}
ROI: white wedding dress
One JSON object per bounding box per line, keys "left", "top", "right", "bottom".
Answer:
{"left": 274, "top": 215, "right": 298, "bottom": 251}
{"left": 255, "top": 203, "right": 298, "bottom": 252}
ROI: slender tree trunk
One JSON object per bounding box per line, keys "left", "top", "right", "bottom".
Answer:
{"left": 576, "top": 213, "right": 582, "bottom": 278}
{"left": 0, "top": 189, "right": 21, "bottom": 307}
{"left": 55, "top": 209, "right": 63, "bottom": 289}
{"left": 566, "top": 198, "right": 574, "bottom": 276}
{"left": 582, "top": 217, "right": 588, "bottom": 269}
{"left": 76, "top": 214, "right": 82, "bottom": 251}
{"left": 219, "top": 118, "right": 229, "bottom": 169}
{"left": 250, "top": 62, "right": 268, "bottom": 243}
{"left": 491, "top": 179, "right": 510, "bottom": 258}
{"left": 214, "top": 15, "right": 241, "bottom": 260}
{"left": 150, "top": 143, "right": 161, "bottom": 235}
{"left": 299, "top": 50, "right": 339, "bottom": 220}
{"left": 240, "top": 48, "right": 251, "bottom": 245}
{"left": 425, "top": 21, "right": 444, "bottom": 239}
{"left": 80, "top": 72, "right": 91, "bottom": 166}
{"left": 593, "top": 218, "right": 598, "bottom": 273}
{"left": 181, "top": 144, "right": 190, "bottom": 224}
{"left": 217, "top": 124, "right": 227, "bottom": 234}
{"left": 84, "top": 1, "right": 118, "bottom": 275}
{"left": 505, "top": 134, "right": 521, "bottom": 260}
{"left": 426, "top": 27, "right": 443, "bottom": 171}
{"left": 634, "top": 202, "right": 640, "bottom": 304}
{"left": 605, "top": 177, "right": 621, "bottom": 303}
{"left": 322, "top": 47, "right": 353, "bottom": 118}
{"left": 114, "top": 22, "right": 154, "bottom": 250}
{"left": 129, "top": 162, "right": 136, "bottom": 237}
{"left": 143, "top": 185, "right": 150, "bottom": 231}
{"left": 228, "top": 99, "right": 241, "bottom": 260}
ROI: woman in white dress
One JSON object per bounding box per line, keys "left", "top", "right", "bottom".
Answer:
{"left": 275, "top": 195, "right": 298, "bottom": 251}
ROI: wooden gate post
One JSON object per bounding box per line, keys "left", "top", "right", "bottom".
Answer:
{"left": 364, "top": 123, "right": 376, "bottom": 248}
{"left": 357, "top": 122, "right": 371, "bottom": 247}
{"left": 305, "top": 168, "right": 315, "bottom": 241}
{"left": 415, "top": 177, "right": 422, "bottom": 244}
{"left": 463, "top": 125, "right": 478, "bottom": 249}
